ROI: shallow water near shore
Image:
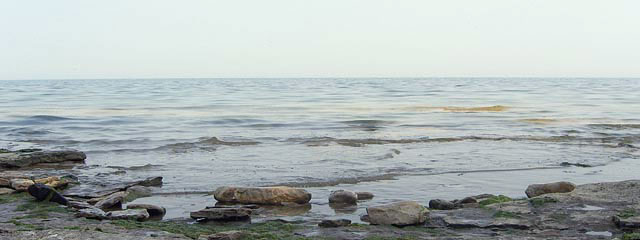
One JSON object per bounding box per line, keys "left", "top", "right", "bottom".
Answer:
{"left": 1, "top": 78, "right": 640, "bottom": 221}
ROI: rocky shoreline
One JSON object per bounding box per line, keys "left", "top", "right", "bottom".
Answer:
{"left": 2, "top": 148, "right": 640, "bottom": 239}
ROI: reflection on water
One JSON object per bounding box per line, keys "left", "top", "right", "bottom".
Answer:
{"left": 1, "top": 78, "right": 640, "bottom": 220}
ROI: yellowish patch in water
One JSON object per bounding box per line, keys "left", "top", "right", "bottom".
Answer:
{"left": 520, "top": 118, "right": 558, "bottom": 124}
{"left": 442, "top": 105, "right": 509, "bottom": 112}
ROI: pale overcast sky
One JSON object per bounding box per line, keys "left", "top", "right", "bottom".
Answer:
{"left": 1, "top": 0, "right": 639, "bottom": 80}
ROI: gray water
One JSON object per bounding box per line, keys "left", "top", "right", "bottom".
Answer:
{"left": 1, "top": 78, "right": 639, "bottom": 220}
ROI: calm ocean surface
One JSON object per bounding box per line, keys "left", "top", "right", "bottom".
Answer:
{"left": 1, "top": 78, "right": 639, "bottom": 220}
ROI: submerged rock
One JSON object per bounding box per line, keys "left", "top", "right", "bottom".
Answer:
{"left": 329, "top": 190, "right": 358, "bottom": 205}
{"left": 356, "top": 192, "right": 374, "bottom": 200}
{"left": 127, "top": 204, "right": 166, "bottom": 218}
{"left": 107, "top": 209, "right": 150, "bottom": 221}
{"left": 213, "top": 186, "right": 311, "bottom": 205}
{"left": 429, "top": 199, "right": 456, "bottom": 210}
{"left": 10, "top": 179, "right": 34, "bottom": 192}
{"left": 0, "top": 149, "right": 86, "bottom": 168}
{"left": 319, "top": 219, "right": 351, "bottom": 228}
{"left": 365, "top": 201, "right": 428, "bottom": 226}
{"left": 525, "top": 181, "right": 576, "bottom": 198}
{"left": 190, "top": 207, "right": 252, "bottom": 221}
{"left": 94, "top": 191, "right": 127, "bottom": 210}
{"left": 133, "top": 176, "right": 163, "bottom": 187}
{"left": 27, "top": 183, "right": 69, "bottom": 205}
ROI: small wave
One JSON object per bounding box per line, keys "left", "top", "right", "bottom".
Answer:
{"left": 400, "top": 105, "right": 509, "bottom": 112}
{"left": 157, "top": 137, "right": 260, "bottom": 151}
{"left": 263, "top": 173, "right": 400, "bottom": 188}
{"left": 27, "top": 115, "right": 77, "bottom": 121}
{"left": 243, "top": 123, "right": 296, "bottom": 128}
{"left": 106, "top": 164, "right": 165, "bottom": 171}
{"left": 288, "top": 135, "right": 639, "bottom": 147}
{"left": 262, "top": 166, "right": 571, "bottom": 188}
{"left": 588, "top": 124, "right": 640, "bottom": 130}
{"left": 519, "top": 118, "right": 558, "bottom": 124}
{"left": 7, "top": 127, "right": 53, "bottom": 136}
{"left": 441, "top": 105, "right": 509, "bottom": 112}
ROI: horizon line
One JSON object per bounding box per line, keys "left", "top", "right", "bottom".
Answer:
{"left": 3, "top": 76, "right": 640, "bottom": 81}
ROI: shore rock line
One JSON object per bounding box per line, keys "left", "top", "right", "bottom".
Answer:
{"left": 0, "top": 149, "right": 86, "bottom": 168}
{"left": 213, "top": 186, "right": 311, "bottom": 205}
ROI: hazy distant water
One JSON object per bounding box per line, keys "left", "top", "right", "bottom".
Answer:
{"left": 1, "top": 78, "right": 640, "bottom": 218}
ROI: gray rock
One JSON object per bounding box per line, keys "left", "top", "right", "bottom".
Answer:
{"left": 198, "top": 230, "right": 248, "bottom": 240}
{"left": 190, "top": 207, "right": 252, "bottom": 221}
{"left": 366, "top": 201, "right": 428, "bottom": 226}
{"left": 319, "top": 219, "right": 351, "bottom": 228}
{"left": 107, "top": 209, "right": 150, "bottom": 221}
{"left": 0, "top": 149, "right": 86, "bottom": 168}
{"left": 94, "top": 191, "right": 127, "bottom": 210}
{"left": 0, "top": 223, "right": 17, "bottom": 233}
{"left": 355, "top": 192, "right": 374, "bottom": 200}
{"left": 10, "top": 179, "right": 34, "bottom": 192}
{"left": 68, "top": 200, "right": 94, "bottom": 209}
{"left": 0, "top": 188, "right": 15, "bottom": 195}
{"left": 127, "top": 204, "right": 166, "bottom": 217}
{"left": 329, "top": 190, "right": 358, "bottom": 205}
{"left": 525, "top": 181, "right": 576, "bottom": 198}
{"left": 429, "top": 199, "right": 456, "bottom": 210}
{"left": 75, "top": 207, "right": 107, "bottom": 220}
{"left": 0, "top": 178, "right": 9, "bottom": 188}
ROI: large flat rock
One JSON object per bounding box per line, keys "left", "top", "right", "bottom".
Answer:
{"left": 0, "top": 149, "right": 86, "bottom": 168}
{"left": 214, "top": 186, "right": 311, "bottom": 205}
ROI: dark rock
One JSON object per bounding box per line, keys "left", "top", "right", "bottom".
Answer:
{"left": 459, "top": 197, "right": 477, "bottom": 204}
{"left": 329, "top": 190, "right": 358, "bottom": 205}
{"left": 356, "top": 192, "right": 374, "bottom": 200}
{"left": 127, "top": 204, "right": 166, "bottom": 217}
{"left": 27, "top": 183, "right": 69, "bottom": 205}
{"left": 0, "top": 149, "right": 86, "bottom": 168}
{"left": 560, "top": 162, "right": 593, "bottom": 168}
{"left": 613, "top": 215, "right": 640, "bottom": 229}
{"left": 429, "top": 199, "right": 457, "bottom": 210}
{"left": 190, "top": 207, "right": 252, "bottom": 221}
{"left": 319, "top": 219, "right": 351, "bottom": 228}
